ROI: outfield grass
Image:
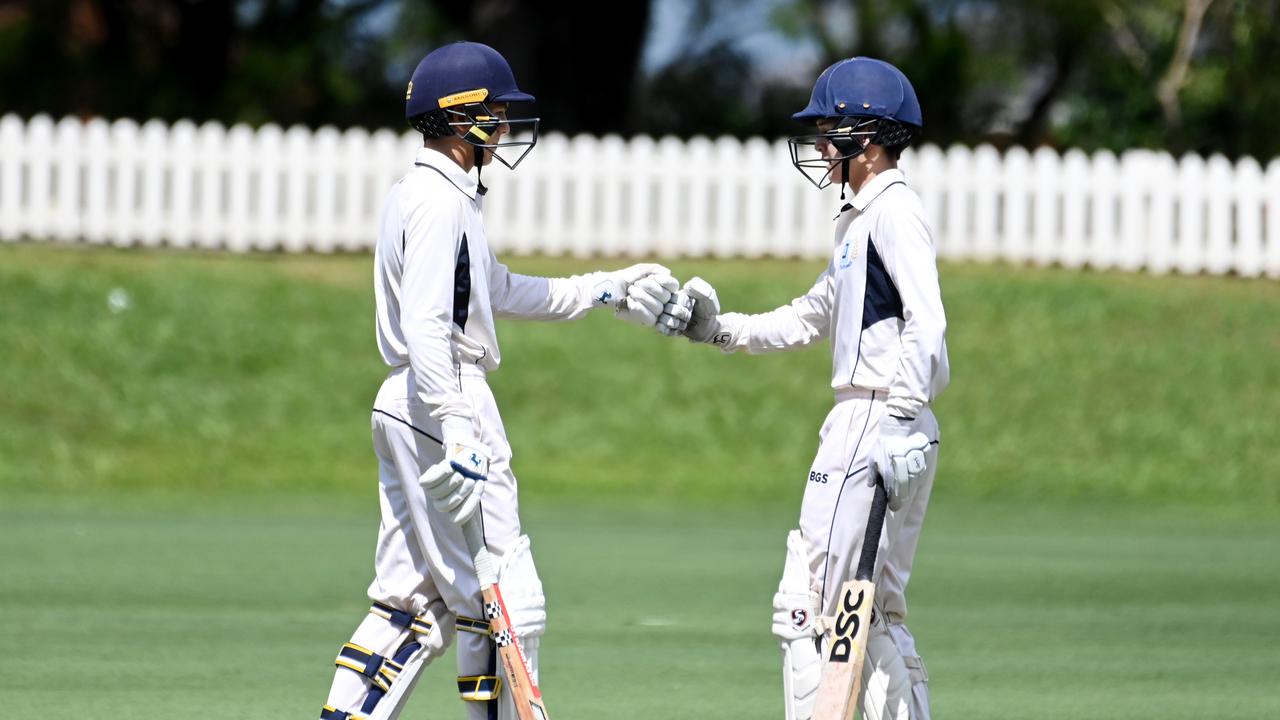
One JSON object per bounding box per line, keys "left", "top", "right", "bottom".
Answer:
{"left": 3, "top": 498, "right": 1278, "bottom": 719}
{"left": 1, "top": 244, "right": 1277, "bottom": 506}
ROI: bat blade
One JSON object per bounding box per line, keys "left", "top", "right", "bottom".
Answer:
{"left": 482, "top": 583, "right": 550, "bottom": 720}
{"left": 811, "top": 578, "right": 876, "bottom": 720}
{"left": 813, "top": 477, "right": 889, "bottom": 720}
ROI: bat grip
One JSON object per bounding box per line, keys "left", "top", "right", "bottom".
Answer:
{"left": 462, "top": 517, "right": 499, "bottom": 587}
{"left": 854, "top": 475, "right": 888, "bottom": 582}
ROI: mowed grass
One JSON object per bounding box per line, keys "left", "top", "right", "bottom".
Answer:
{"left": 1, "top": 244, "right": 1277, "bottom": 505}
{"left": 1, "top": 499, "right": 1278, "bottom": 719}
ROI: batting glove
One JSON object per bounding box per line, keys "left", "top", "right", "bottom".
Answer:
{"left": 655, "top": 287, "right": 693, "bottom": 336}
{"left": 591, "top": 264, "right": 681, "bottom": 328}
{"left": 678, "top": 277, "right": 735, "bottom": 346}
{"left": 419, "top": 440, "right": 490, "bottom": 526}
{"left": 870, "top": 415, "right": 932, "bottom": 511}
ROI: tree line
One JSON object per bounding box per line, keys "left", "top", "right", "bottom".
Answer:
{"left": 0, "top": 0, "right": 1274, "bottom": 158}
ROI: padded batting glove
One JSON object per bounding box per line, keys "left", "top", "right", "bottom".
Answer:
{"left": 655, "top": 291, "right": 694, "bottom": 336}
{"left": 870, "top": 415, "right": 933, "bottom": 512}
{"left": 675, "top": 277, "right": 735, "bottom": 347}
{"left": 419, "top": 440, "right": 490, "bottom": 526}
{"left": 591, "top": 264, "right": 681, "bottom": 328}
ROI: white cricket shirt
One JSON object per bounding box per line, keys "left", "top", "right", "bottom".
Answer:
{"left": 718, "top": 169, "right": 950, "bottom": 419}
{"left": 373, "top": 147, "right": 610, "bottom": 444}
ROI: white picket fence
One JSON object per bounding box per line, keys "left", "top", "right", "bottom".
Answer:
{"left": 1, "top": 114, "right": 1278, "bottom": 277}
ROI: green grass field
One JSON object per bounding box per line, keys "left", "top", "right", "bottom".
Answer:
{"left": 2, "top": 244, "right": 1278, "bottom": 718}
{"left": 4, "top": 499, "right": 1278, "bottom": 719}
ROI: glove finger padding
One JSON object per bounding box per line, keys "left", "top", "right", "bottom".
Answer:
{"left": 647, "top": 272, "right": 681, "bottom": 294}
{"left": 615, "top": 262, "right": 671, "bottom": 285}
{"left": 418, "top": 460, "right": 454, "bottom": 492}
{"left": 663, "top": 291, "right": 693, "bottom": 320}
{"left": 627, "top": 274, "right": 678, "bottom": 315}
{"left": 683, "top": 277, "right": 720, "bottom": 309}
{"left": 427, "top": 471, "right": 468, "bottom": 499}
{"left": 421, "top": 441, "right": 490, "bottom": 526}
{"left": 679, "top": 276, "right": 724, "bottom": 343}
{"left": 655, "top": 291, "right": 694, "bottom": 336}
{"left": 873, "top": 423, "right": 933, "bottom": 511}
{"left": 442, "top": 481, "right": 484, "bottom": 526}
{"left": 614, "top": 273, "right": 678, "bottom": 327}
{"left": 432, "top": 476, "right": 476, "bottom": 511}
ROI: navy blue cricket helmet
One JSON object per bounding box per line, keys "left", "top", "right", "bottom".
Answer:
{"left": 405, "top": 41, "right": 534, "bottom": 120}
{"left": 405, "top": 41, "right": 539, "bottom": 174}
{"left": 788, "top": 57, "right": 922, "bottom": 190}
{"left": 793, "top": 57, "right": 921, "bottom": 128}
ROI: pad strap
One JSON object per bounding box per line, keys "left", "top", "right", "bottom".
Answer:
{"left": 369, "top": 601, "right": 435, "bottom": 636}
{"left": 320, "top": 705, "right": 365, "bottom": 720}
{"left": 335, "top": 643, "right": 393, "bottom": 692}
{"left": 457, "top": 674, "right": 503, "bottom": 702}
{"left": 374, "top": 655, "right": 406, "bottom": 691}
{"left": 905, "top": 653, "right": 929, "bottom": 684}
{"left": 456, "top": 614, "right": 491, "bottom": 635}
{"left": 359, "top": 642, "right": 421, "bottom": 714}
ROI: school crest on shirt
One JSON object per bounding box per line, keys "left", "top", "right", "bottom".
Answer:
{"left": 838, "top": 235, "right": 857, "bottom": 269}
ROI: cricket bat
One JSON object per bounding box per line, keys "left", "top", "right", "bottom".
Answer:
{"left": 812, "top": 476, "right": 889, "bottom": 720}
{"left": 461, "top": 518, "right": 550, "bottom": 720}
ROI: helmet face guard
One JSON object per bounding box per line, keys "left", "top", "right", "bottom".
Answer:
{"left": 410, "top": 100, "right": 540, "bottom": 171}
{"left": 787, "top": 116, "right": 878, "bottom": 190}
{"left": 445, "top": 102, "right": 540, "bottom": 170}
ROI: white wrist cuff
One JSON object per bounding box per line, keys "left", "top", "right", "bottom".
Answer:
{"left": 710, "top": 315, "right": 741, "bottom": 352}
{"left": 440, "top": 417, "right": 476, "bottom": 448}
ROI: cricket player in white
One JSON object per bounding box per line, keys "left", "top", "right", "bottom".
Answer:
{"left": 317, "top": 42, "right": 679, "bottom": 720}
{"left": 659, "top": 57, "right": 947, "bottom": 720}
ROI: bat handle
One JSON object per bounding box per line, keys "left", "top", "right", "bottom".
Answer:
{"left": 854, "top": 473, "right": 889, "bottom": 582}
{"left": 462, "top": 517, "right": 499, "bottom": 587}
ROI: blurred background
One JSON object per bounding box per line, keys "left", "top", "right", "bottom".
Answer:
{"left": 1, "top": 1, "right": 1278, "bottom": 719}
{"left": 4, "top": 0, "right": 1280, "bottom": 155}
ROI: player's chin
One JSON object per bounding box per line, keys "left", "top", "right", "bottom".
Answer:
{"left": 826, "top": 164, "right": 845, "bottom": 184}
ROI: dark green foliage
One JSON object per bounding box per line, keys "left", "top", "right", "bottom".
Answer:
{"left": 2, "top": 1, "right": 1278, "bottom": 156}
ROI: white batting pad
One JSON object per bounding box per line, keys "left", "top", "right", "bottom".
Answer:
{"left": 772, "top": 530, "right": 822, "bottom": 720}
{"left": 496, "top": 534, "right": 546, "bottom": 639}
{"left": 859, "top": 619, "right": 930, "bottom": 720}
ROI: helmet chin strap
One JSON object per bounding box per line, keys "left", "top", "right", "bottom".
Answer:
{"left": 836, "top": 136, "right": 873, "bottom": 200}
{"left": 473, "top": 144, "right": 487, "bottom": 196}
{"left": 459, "top": 110, "right": 494, "bottom": 196}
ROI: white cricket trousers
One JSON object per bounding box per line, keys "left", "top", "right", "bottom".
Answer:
{"left": 368, "top": 363, "right": 527, "bottom": 718}
{"left": 800, "top": 386, "right": 938, "bottom": 720}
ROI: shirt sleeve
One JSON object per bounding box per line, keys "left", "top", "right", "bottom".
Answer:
{"left": 399, "top": 193, "right": 474, "bottom": 443}
{"left": 488, "top": 250, "right": 607, "bottom": 321}
{"left": 719, "top": 268, "right": 834, "bottom": 353}
{"left": 877, "top": 204, "right": 948, "bottom": 419}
